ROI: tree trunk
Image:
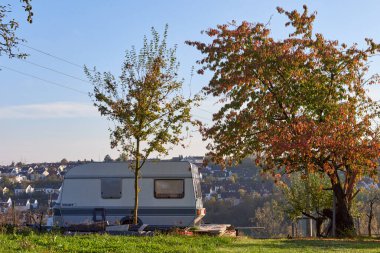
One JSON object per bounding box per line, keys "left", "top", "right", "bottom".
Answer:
{"left": 133, "top": 168, "right": 139, "bottom": 225}
{"left": 133, "top": 140, "right": 140, "bottom": 225}
{"left": 332, "top": 182, "right": 355, "bottom": 237}
{"left": 368, "top": 202, "right": 373, "bottom": 237}
{"left": 315, "top": 217, "right": 325, "bottom": 237}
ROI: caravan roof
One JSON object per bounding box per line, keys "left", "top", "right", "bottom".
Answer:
{"left": 64, "top": 161, "right": 193, "bottom": 179}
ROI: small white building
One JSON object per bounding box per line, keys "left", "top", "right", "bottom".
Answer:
{"left": 42, "top": 170, "right": 50, "bottom": 177}
{"left": 0, "top": 198, "right": 12, "bottom": 213}
{"left": 14, "top": 188, "right": 26, "bottom": 195}
{"left": 27, "top": 167, "right": 34, "bottom": 174}
{"left": 58, "top": 165, "right": 66, "bottom": 172}
{"left": 26, "top": 185, "right": 34, "bottom": 194}
{"left": 29, "top": 199, "right": 38, "bottom": 209}
{"left": 16, "top": 185, "right": 35, "bottom": 195}
{"left": 10, "top": 167, "right": 20, "bottom": 176}
{"left": 2, "top": 187, "right": 9, "bottom": 195}
{"left": 14, "top": 175, "right": 27, "bottom": 183}
{"left": 14, "top": 199, "right": 39, "bottom": 212}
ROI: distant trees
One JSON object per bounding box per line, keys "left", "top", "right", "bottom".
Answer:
{"left": 204, "top": 191, "right": 292, "bottom": 237}
{"left": 85, "top": 25, "right": 198, "bottom": 225}
{"left": 103, "top": 155, "right": 114, "bottom": 163}
{"left": 60, "top": 158, "right": 68, "bottom": 165}
{"left": 254, "top": 199, "right": 291, "bottom": 237}
{"left": 280, "top": 173, "right": 332, "bottom": 237}
{"left": 187, "top": 5, "right": 380, "bottom": 236}
{"left": 357, "top": 186, "right": 380, "bottom": 237}
{"left": 0, "top": 0, "right": 33, "bottom": 58}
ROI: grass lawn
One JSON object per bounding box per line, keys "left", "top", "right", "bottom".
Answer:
{"left": 0, "top": 234, "right": 379, "bottom": 252}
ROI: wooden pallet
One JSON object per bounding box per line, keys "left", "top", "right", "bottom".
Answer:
{"left": 192, "top": 224, "right": 236, "bottom": 236}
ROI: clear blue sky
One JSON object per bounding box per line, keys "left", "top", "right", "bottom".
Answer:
{"left": 1, "top": 0, "right": 380, "bottom": 165}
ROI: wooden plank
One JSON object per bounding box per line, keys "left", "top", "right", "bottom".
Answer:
{"left": 192, "top": 224, "right": 235, "bottom": 236}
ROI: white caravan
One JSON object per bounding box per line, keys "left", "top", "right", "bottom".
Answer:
{"left": 53, "top": 161, "right": 205, "bottom": 229}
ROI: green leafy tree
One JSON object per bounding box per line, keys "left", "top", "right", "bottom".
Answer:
{"left": 187, "top": 5, "right": 380, "bottom": 236}
{"left": 0, "top": 0, "right": 33, "bottom": 58}
{"left": 280, "top": 173, "right": 332, "bottom": 237}
{"left": 85, "top": 25, "right": 198, "bottom": 225}
{"left": 254, "top": 199, "right": 291, "bottom": 237}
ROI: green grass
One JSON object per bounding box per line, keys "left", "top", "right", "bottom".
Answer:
{"left": 0, "top": 233, "right": 379, "bottom": 252}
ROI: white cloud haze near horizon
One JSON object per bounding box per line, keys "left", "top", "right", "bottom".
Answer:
{"left": 0, "top": 102, "right": 98, "bottom": 119}
{"left": 0, "top": 101, "right": 210, "bottom": 165}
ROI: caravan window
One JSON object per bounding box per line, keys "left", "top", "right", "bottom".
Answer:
{"left": 154, "top": 179, "right": 184, "bottom": 199}
{"left": 101, "top": 178, "right": 122, "bottom": 199}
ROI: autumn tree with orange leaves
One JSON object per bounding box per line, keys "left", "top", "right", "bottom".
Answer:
{"left": 187, "top": 6, "right": 380, "bottom": 237}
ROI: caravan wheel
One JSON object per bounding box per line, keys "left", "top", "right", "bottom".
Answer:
{"left": 120, "top": 216, "right": 143, "bottom": 226}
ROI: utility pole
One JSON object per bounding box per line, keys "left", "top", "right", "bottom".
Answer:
{"left": 309, "top": 218, "right": 313, "bottom": 237}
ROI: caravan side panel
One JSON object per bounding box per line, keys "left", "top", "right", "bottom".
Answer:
{"left": 54, "top": 161, "right": 203, "bottom": 228}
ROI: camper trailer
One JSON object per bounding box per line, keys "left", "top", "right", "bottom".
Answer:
{"left": 53, "top": 161, "right": 205, "bottom": 229}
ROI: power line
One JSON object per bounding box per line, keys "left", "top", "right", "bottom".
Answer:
{"left": 20, "top": 43, "right": 84, "bottom": 69}
{"left": 197, "top": 107, "right": 214, "bottom": 115}
{"left": 1, "top": 65, "right": 215, "bottom": 120}
{"left": 15, "top": 44, "right": 216, "bottom": 119}
{"left": 0, "top": 65, "right": 88, "bottom": 95}
{"left": 20, "top": 59, "right": 90, "bottom": 84}
{"left": 191, "top": 114, "right": 213, "bottom": 123}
